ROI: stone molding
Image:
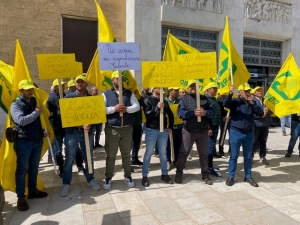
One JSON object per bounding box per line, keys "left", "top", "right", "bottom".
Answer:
{"left": 161, "top": 0, "right": 223, "bottom": 13}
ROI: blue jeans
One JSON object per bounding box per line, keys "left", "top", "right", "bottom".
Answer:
{"left": 287, "top": 121, "right": 300, "bottom": 153}
{"left": 48, "top": 137, "right": 59, "bottom": 158}
{"left": 280, "top": 115, "right": 291, "bottom": 132}
{"left": 15, "top": 138, "right": 43, "bottom": 198}
{"left": 142, "top": 128, "right": 168, "bottom": 176}
{"left": 208, "top": 125, "right": 219, "bottom": 168}
{"left": 63, "top": 129, "right": 94, "bottom": 184}
{"left": 228, "top": 129, "right": 253, "bottom": 179}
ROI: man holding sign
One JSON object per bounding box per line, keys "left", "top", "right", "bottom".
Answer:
{"left": 175, "top": 80, "right": 214, "bottom": 185}
{"left": 60, "top": 75, "right": 100, "bottom": 197}
{"left": 102, "top": 71, "right": 140, "bottom": 190}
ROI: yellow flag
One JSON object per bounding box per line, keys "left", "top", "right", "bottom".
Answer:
{"left": 218, "top": 16, "right": 250, "bottom": 93}
{"left": 0, "top": 40, "right": 54, "bottom": 192}
{"left": 264, "top": 53, "right": 300, "bottom": 118}
{"left": 0, "top": 60, "right": 13, "bottom": 113}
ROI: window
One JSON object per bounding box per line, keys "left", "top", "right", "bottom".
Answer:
{"left": 62, "top": 17, "right": 97, "bottom": 73}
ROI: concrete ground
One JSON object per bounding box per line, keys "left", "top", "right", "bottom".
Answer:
{"left": 2, "top": 125, "right": 300, "bottom": 225}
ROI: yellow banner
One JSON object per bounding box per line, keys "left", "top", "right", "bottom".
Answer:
{"left": 177, "top": 52, "right": 217, "bottom": 80}
{"left": 59, "top": 96, "right": 107, "bottom": 128}
{"left": 37, "top": 54, "right": 77, "bottom": 79}
{"left": 142, "top": 62, "right": 181, "bottom": 88}
{"left": 76, "top": 62, "right": 83, "bottom": 76}
{"left": 169, "top": 104, "right": 182, "bottom": 125}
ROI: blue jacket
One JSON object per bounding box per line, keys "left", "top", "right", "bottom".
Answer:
{"left": 223, "top": 94, "right": 263, "bottom": 133}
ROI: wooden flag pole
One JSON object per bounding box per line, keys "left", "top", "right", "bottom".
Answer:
{"left": 220, "top": 111, "right": 230, "bottom": 147}
{"left": 160, "top": 88, "right": 164, "bottom": 132}
{"left": 58, "top": 79, "right": 63, "bottom": 99}
{"left": 45, "top": 128, "right": 58, "bottom": 175}
{"left": 230, "top": 66, "right": 234, "bottom": 85}
{"left": 118, "top": 70, "right": 123, "bottom": 117}
{"left": 84, "top": 130, "right": 93, "bottom": 174}
{"left": 169, "top": 133, "right": 175, "bottom": 162}
{"left": 195, "top": 80, "right": 201, "bottom": 122}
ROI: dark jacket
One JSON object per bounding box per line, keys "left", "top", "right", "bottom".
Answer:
{"left": 47, "top": 91, "right": 63, "bottom": 129}
{"left": 253, "top": 97, "right": 270, "bottom": 127}
{"left": 143, "top": 95, "right": 174, "bottom": 130}
{"left": 132, "top": 97, "right": 144, "bottom": 126}
{"left": 205, "top": 94, "right": 222, "bottom": 126}
{"left": 223, "top": 94, "right": 264, "bottom": 133}
{"left": 291, "top": 114, "right": 300, "bottom": 122}
{"left": 177, "top": 93, "right": 214, "bottom": 132}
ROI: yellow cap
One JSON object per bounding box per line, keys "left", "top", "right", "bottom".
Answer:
{"left": 52, "top": 79, "right": 66, "bottom": 87}
{"left": 19, "top": 79, "right": 35, "bottom": 90}
{"left": 218, "top": 90, "right": 229, "bottom": 95}
{"left": 238, "top": 83, "right": 251, "bottom": 91}
{"left": 168, "top": 87, "right": 180, "bottom": 90}
{"left": 67, "top": 80, "right": 75, "bottom": 87}
{"left": 179, "top": 88, "right": 187, "bottom": 92}
{"left": 187, "top": 80, "right": 196, "bottom": 87}
{"left": 111, "top": 71, "right": 120, "bottom": 80}
{"left": 203, "top": 82, "right": 218, "bottom": 92}
{"left": 251, "top": 86, "right": 263, "bottom": 94}
{"left": 75, "top": 75, "right": 87, "bottom": 82}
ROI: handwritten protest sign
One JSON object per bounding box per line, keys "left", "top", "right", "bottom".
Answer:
{"left": 169, "top": 104, "right": 182, "bottom": 125}
{"left": 142, "top": 62, "right": 181, "bottom": 87}
{"left": 59, "top": 96, "right": 106, "bottom": 128}
{"left": 177, "top": 52, "right": 216, "bottom": 80}
{"left": 98, "top": 42, "right": 140, "bottom": 70}
{"left": 76, "top": 62, "right": 83, "bottom": 76}
{"left": 37, "top": 54, "right": 77, "bottom": 79}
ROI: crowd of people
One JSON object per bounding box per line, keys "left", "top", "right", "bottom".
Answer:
{"left": 10, "top": 72, "right": 300, "bottom": 211}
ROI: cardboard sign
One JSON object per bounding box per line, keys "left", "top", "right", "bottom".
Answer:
{"left": 142, "top": 62, "right": 181, "bottom": 88}
{"left": 76, "top": 62, "right": 83, "bottom": 76}
{"left": 98, "top": 42, "right": 140, "bottom": 70}
{"left": 169, "top": 104, "right": 182, "bottom": 125}
{"left": 177, "top": 52, "right": 216, "bottom": 80}
{"left": 37, "top": 54, "right": 77, "bottom": 79}
{"left": 59, "top": 96, "right": 107, "bottom": 128}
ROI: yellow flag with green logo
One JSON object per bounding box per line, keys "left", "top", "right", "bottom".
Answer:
{"left": 0, "top": 60, "right": 13, "bottom": 113}
{"left": 264, "top": 53, "right": 300, "bottom": 118}
{"left": 218, "top": 16, "right": 250, "bottom": 93}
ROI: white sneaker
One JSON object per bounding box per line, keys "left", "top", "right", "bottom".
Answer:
{"left": 187, "top": 154, "right": 192, "bottom": 160}
{"left": 60, "top": 184, "right": 70, "bottom": 197}
{"left": 88, "top": 179, "right": 101, "bottom": 191}
{"left": 103, "top": 177, "right": 111, "bottom": 190}
{"left": 125, "top": 176, "right": 135, "bottom": 188}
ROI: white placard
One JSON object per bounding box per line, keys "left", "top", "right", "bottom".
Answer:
{"left": 98, "top": 42, "right": 140, "bottom": 70}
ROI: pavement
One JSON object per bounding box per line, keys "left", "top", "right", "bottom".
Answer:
{"left": 2, "top": 125, "right": 300, "bottom": 225}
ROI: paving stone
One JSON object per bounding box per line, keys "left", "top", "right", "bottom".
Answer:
{"left": 122, "top": 214, "right": 159, "bottom": 225}
{"left": 185, "top": 208, "right": 225, "bottom": 224}
{"left": 268, "top": 187, "right": 298, "bottom": 197}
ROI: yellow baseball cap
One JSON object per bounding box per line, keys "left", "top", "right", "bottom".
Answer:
{"left": 111, "top": 71, "right": 120, "bottom": 80}
{"left": 179, "top": 88, "right": 187, "bottom": 92}
{"left": 252, "top": 86, "right": 263, "bottom": 94}
{"left": 75, "top": 75, "right": 87, "bottom": 82}
{"left": 52, "top": 79, "right": 66, "bottom": 87}
{"left": 218, "top": 90, "right": 229, "bottom": 95}
{"left": 203, "top": 82, "right": 218, "bottom": 92}
{"left": 19, "top": 79, "right": 35, "bottom": 90}
{"left": 168, "top": 87, "right": 180, "bottom": 90}
{"left": 67, "top": 80, "right": 75, "bottom": 87}
{"left": 238, "top": 83, "right": 251, "bottom": 91}
{"left": 187, "top": 80, "right": 196, "bottom": 87}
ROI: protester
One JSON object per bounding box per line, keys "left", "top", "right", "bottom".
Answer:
{"left": 90, "top": 86, "right": 104, "bottom": 148}
{"left": 223, "top": 83, "right": 263, "bottom": 187}
{"left": 142, "top": 88, "right": 152, "bottom": 99}
{"left": 204, "top": 82, "right": 222, "bottom": 177}
{"left": 60, "top": 75, "right": 100, "bottom": 197}
{"left": 251, "top": 86, "right": 270, "bottom": 164}
{"left": 142, "top": 87, "right": 174, "bottom": 187}
{"left": 67, "top": 80, "right": 76, "bottom": 93}
{"left": 11, "top": 80, "right": 49, "bottom": 211}
{"left": 175, "top": 80, "right": 214, "bottom": 185}
{"left": 285, "top": 114, "right": 300, "bottom": 158}
{"left": 102, "top": 71, "right": 140, "bottom": 190}
{"left": 165, "top": 87, "right": 182, "bottom": 170}
{"left": 46, "top": 79, "right": 66, "bottom": 177}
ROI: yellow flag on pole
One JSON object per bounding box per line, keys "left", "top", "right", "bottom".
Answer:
{"left": 264, "top": 53, "right": 300, "bottom": 118}
{"left": 0, "top": 60, "right": 14, "bottom": 113}
{"left": 218, "top": 16, "right": 250, "bottom": 93}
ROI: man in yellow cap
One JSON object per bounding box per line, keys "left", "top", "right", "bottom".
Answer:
{"left": 175, "top": 80, "right": 214, "bottom": 185}
{"left": 102, "top": 71, "right": 140, "bottom": 189}
{"left": 67, "top": 80, "right": 76, "bottom": 93}
{"left": 60, "top": 75, "right": 101, "bottom": 197}
{"left": 223, "top": 83, "right": 263, "bottom": 187}
{"left": 10, "top": 80, "right": 48, "bottom": 211}
{"left": 252, "top": 86, "right": 270, "bottom": 164}
{"left": 179, "top": 88, "right": 187, "bottom": 99}
{"left": 204, "top": 82, "right": 222, "bottom": 177}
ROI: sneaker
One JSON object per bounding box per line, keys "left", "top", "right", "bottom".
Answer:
{"left": 285, "top": 152, "right": 292, "bottom": 158}
{"left": 260, "top": 157, "right": 270, "bottom": 165}
{"left": 17, "top": 198, "right": 29, "bottom": 211}
{"left": 27, "top": 190, "right": 48, "bottom": 199}
{"left": 210, "top": 168, "right": 222, "bottom": 177}
{"left": 213, "top": 153, "right": 223, "bottom": 158}
{"left": 142, "top": 176, "right": 150, "bottom": 187}
{"left": 167, "top": 162, "right": 173, "bottom": 171}
{"left": 77, "top": 166, "right": 85, "bottom": 175}
{"left": 60, "top": 184, "right": 70, "bottom": 197}
{"left": 131, "top": 159, "right": 143, "bottom": 165}
{"left": 124, "top": 176, "right": 135, "bottom": 188}
{"left": 174, "top": 174, "right": 182, "bottom": 184}
{"left": 103, "top": 177, "right": 112, "bottom": 190}
{"left": 89, "top": 179, "right": 101, "bottom": 191}
{"left": 161, "top": 175, "right": 173, "bottom": 184}
{"left": 203, "top": 177, "right": 213, "bottom": 185}
{"left": 187, "top": 154, "right": 192, "bottom": 160}
{"left": 282, "top": 131, "right": 287, "bottom": 136}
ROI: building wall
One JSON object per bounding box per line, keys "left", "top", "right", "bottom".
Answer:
{"left": 0, "top": 0, "right": 126, "bottom": 89}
